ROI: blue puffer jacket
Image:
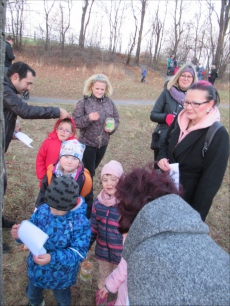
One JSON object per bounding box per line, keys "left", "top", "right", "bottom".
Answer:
{"left": 18, "top": 199, "right": 91, "bottom": 290}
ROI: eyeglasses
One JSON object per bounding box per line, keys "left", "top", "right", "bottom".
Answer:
{"left": 182, "top": 100, "right": 211, "bottom": 108}
{"left": 180, "top": 74, "right": 193, "bottom": 79}
{"left": 57, "top": 127, "right": 72, "bottom": 134}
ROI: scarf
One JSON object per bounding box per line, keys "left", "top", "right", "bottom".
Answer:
{"left": 97, "top": 189, "right": 117, "bottom": 207}
{"left": 54, "top": 162, "right": 80, "bottom": 180}
{"left": 169, "top": 86, "right": 186, "bottom": 104}
{"left": 177, "top": 106, "right": 220, "bottom": 143}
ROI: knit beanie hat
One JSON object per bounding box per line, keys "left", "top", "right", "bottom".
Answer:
{"left": 181, "top": 67, "right": 195, "bottom": 77}
{"left": 45, "top": 176, "right": 79, "bottom": 211}
{"left": 101, "top": 160, "right": 124, "bottom": 179}
{"left": 60, "top": 139, "right": 85, "bottom": 162}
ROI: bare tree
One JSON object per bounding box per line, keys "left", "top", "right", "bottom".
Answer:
{"left": 0, "top": 0, "right": 6, "bottom": 303}
{"left": 43, "top": 0, "right": 55, "bottom": 51}
{"left": 149, "top": 1, "right": 168, "bottom": 68}
{"left": 135, "top": 0, "right": 147, "bottom": 66}
{"left": 7, "top": 0, "right": 27, "bottom": 51}
{"left": 206, "top": 0, "right": 230, "bottom": 77}
{"left": 125, "top": 2, "right": 138, "bottom": 66}
{"left": 100, "top": 0, "right": 128, "bottom": 60}
{"left": 58, "top": 0, "right": 72, "bottom": 53}
{"left": 79, "top": 0, "right": 95, "bottom": 49}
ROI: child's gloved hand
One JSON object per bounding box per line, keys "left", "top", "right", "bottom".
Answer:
{"left": 165, "top": 114, "right": 175, "bottom": 126}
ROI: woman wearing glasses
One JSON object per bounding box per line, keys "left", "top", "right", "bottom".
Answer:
{"left": 150, "top": 64, "right": 197, "bottom": 161}
{"left": 72, "top": 74, "right": 120, "bottom": 218}
{"left": 157, "top": 81, "right": 229, "bottom": 221}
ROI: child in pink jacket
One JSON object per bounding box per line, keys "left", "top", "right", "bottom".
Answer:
{"left": 99, "top": 234, "right": 129, "bottom": 306}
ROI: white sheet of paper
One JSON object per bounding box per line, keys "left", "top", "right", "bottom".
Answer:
{"left": 18, "top": 220, "right": 49, "bottom": 256}
{"left": 14, "top": 131, "right": 33, "bottom": 148}
{"left": 169, "top": 163, "right": 179, "bottom": 190}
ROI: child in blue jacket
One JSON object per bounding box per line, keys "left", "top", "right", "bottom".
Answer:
{"left": 11, "top": 176, "right": 91, "bottom": 306}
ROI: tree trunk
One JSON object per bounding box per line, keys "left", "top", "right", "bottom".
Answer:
{"left": 79, "top": 0, "right": 94, "bottom": 49}
{"left": 135, "top": 0, "right": 147, "bottom": 66}
{"left": 213, "top": 0, "right": 230, "bottom": 76}
{"left": 0, "top": 0, "right": 6, "bottom": 304}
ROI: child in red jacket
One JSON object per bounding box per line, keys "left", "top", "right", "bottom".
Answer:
{"left": 36, "top": 117, "right": 77, "bottom": 185}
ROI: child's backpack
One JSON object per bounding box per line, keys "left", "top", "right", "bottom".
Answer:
{"left": 202, "top": 70, "right": 206, "bottom": 76}
{"left": 46, "top": 164, "right": 92, "bottom": 197}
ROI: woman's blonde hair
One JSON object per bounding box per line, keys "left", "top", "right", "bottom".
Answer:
{"left": 167, "top": 64, "right": 198, "bottom": 90}
{"left": 83, "top": 74, "right": 113, "bottom": 96}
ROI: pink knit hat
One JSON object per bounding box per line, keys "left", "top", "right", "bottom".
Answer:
{"left": 101, "top": 160, "right": 124, "bottom": 179}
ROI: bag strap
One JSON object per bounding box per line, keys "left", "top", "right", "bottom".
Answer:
{"left": 47, "top": 164, "right": 54, "bottom": 185}
{"left": 202, "top": 121, "right": 223, "bottom": 157}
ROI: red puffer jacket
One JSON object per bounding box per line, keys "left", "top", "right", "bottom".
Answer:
{"left": 36, "top": 118, "right": 77, "bottom": 181}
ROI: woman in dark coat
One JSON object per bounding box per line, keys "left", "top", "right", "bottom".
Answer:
{"left": 150, "top": 64, "right": 198, "bottom": 161}
{"left": 208, "top": 65, "right": 218, "bottom": 85}
{"left": 157, "top": 81, "right": 229, "bottom": 221}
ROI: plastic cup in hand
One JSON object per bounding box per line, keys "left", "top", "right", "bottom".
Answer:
{"left": 105, "top": 118, "right": 115, "bottom": 132}
{"left": 80, "top": 261, "right": 93, "bottom": 282}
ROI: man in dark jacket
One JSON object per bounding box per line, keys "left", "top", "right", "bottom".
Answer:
{"left": 2, "top": 61, "right": 69, "bottom": 233}
{"left": 4, "top": 36, "right": 15, "bottom": 74}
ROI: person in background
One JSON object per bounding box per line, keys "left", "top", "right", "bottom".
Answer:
{"left": 140, "top": 67, "right": 146, "bottom": 83}
{"left": 4, "top": 36, "right": 15, "bottom": 74}
{"left": 167, "top": 55, "right": 174, "bottom": 76}
{"left": 208, "top": 65, "right": 218, "bottom": 85}
{"left": 191, "top": 56, "right": 198, "bottom": 66}
{"left": 72, "top": 74, "right": 120, "bottom": 218}
{"left": 89, "top": 160, "right": 124, "bottom": 306}
{"left": 157, "top": 81, "right": 229, "bottom": 221}
{"left": 116, "top": 167, "right": 229, "bottom": 306}
{"left": 150, "top": 64, "right": 197, "bottom": 161}
{"left": 36, "top": 117, "right": 77, "bottom": 186}
{"left": 197, "top": 63, "right": 204, "bottom": 80}
{"left": 11, "top": 176, "right": 91, "bottom": 306}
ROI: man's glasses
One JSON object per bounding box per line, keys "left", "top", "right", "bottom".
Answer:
{"left": 182, "top": 100, "right": 211, "bottom": 108}
{"left": 180, "top": 74, "right": 193, "bottom": 79}
{"left": 57, "top": 127, "right": 72, "bottom": 134}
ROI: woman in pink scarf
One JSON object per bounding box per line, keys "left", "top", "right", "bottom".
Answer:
{"left": 157, "top": 81, "right": 229, "bottom": 221}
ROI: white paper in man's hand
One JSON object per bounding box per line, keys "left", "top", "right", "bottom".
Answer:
{"left": 18, "top": 220, "right": 49, "bottom": 256}
{"left": 14, "top": 131, "right": 33, "bottom": 148}
{"left": 169, "top": 163, "right": 179, "bottom": 190}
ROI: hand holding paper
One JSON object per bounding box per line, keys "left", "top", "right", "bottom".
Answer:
{"left": 14, "top": 131, "right": 33, "bottom": 148}
{"left": 18, "top": 220, "right": 49, "bottom": 256}
{"left": 169, "top": 163, "right": 179, "bottom": 190}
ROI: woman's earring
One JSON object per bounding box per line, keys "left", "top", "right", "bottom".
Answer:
{"left": 207, "top": 109, "right": 210, "bottom": 113}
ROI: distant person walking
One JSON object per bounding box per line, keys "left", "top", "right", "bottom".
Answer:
{"left": 167, "top": 55, "right": 175, "bottom": 76}
{"left": 140, "top": 67, "right": 146, "bottom": 83}
{"left": 197, "top": 63, "right": 204, "bottom": 80}
{"left": 208, "top": 65, "right": 218, "bottom": 85}
{"left": 4, "top": 36, "right": 15, "bottom": 74}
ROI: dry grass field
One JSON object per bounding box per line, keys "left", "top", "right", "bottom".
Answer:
{"left": 2, "top": 49, "right": 229, "bottom": 305}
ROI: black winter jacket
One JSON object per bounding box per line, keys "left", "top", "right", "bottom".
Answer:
{"left": 5, "top": 41, "right": 15, "bottom": 68}
{"left": 3, "top": 76, "right": 60, "bottom": 152}
{"left": 157, "top": 119, "right": 229, "bottom": 221}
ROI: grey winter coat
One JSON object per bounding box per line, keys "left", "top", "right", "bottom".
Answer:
{"left": 72, "top": 95, "right": 119, "bottom": 148}
{"left": 123, "top": 194, "right": 230, "bottom": 306}
{"left": 3, "top": 76, "right": 60, "bottom": 152}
